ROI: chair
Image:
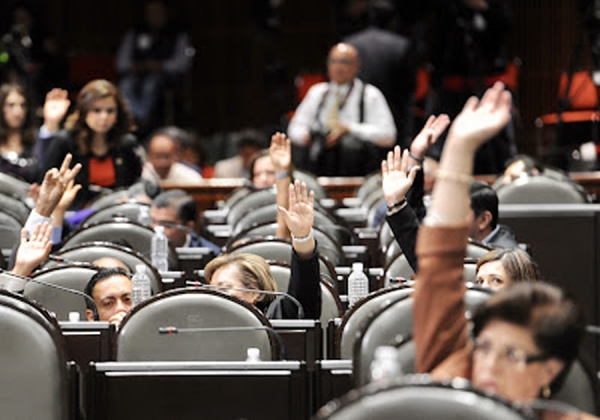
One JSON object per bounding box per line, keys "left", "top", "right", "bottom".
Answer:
{"left": 0, "top": 171, "right": 31, "bottom": 201}
{"left": 383, "top": 252, "right": 479, "bottom": 285}
{"left": 47, "top": 241, "right": 163, "bottom": 294}
{"left": 61, "top": 220, "right": 180, "bottom": 270}
{"left": 226, "top": 236, "right": 338, "bottom": 286}
{"left": 0, "top": 290, "right": 71, "bottom": 420}
{"left": 353, "top": 286, "right": 493, "bottom": 386}
{"left": 116, "top": 288, "right": 279, "bottom": 361}
{"left": 226, "top": 189, "right": 277, "bottom": 227}
{"left": 496, "top": 174, "right": 588, "bottom": 204}
{"left": 0, "top": 211, "right": 22, "bottom": 250}
{"left": 0, "top": 192, "right": 30, "bottom": 224}
{"left": 23, "top": 263, "right": 100, "bottom": 321}
{"left": 315, "top": 375, "right": 530, "bottom": 420}
{"left": 80, "top": 202, "right": 150, "bottom": 227}
{"left": 85, "top": 187, "right": 130, "bottom": 211}
{"left": 293, "top": 168, "right": 327, "bottom": 201}
{"left": 337, "top": 284, "right": 414, "bottom": 360}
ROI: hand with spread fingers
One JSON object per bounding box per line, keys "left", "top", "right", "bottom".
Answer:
{"left": 12, "top": 222, "right": 53, "bottom": 277}
{"left": 279, "top": 180, "right": 316, "bottom": 256}
{"left": 36, "top": 154, "right": 82, "bottom": 217}
{"left": 381, "top": 146, "right": 420, "bottom": 208}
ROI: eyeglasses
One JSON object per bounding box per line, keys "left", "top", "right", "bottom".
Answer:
{"left": 472, "top": 339, "right": 549, "bottom": 370}
{"left": 327, "top": 58, "right": 354, "bottom": 66}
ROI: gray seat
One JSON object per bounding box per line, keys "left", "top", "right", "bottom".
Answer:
{"left": 338, "top": 284, "right": 414, "bottom": 359}
{"left": 0, "top": 211, "right": 22, "bottom": 250}
{"left": 48, "top": 241, "right": 163, "bottom": 294}
{"left": 293, "top": 168, "right": 327, "bottom": 200}
{"left": 0, "top": 192, "right": 30, "bottom": 224}
{"left": 226, "top": 237, "right": 338, "bottom": 286}
{"left": 226, "top": 189, "right": 277, "bottom": 226}
{"left": 353, "top": 286, "right": 493, "bottom": 386}
{"left": 117, "top": 288, "right": 278, "bottom": 361}
{"left": 496, "top": 174, "right": 588, "bottom": 204}
{"left": 24, "top": 264, "right": 100, "bottom": 321}
{"left": 0, "top": 290, "right": 70, "bottom": 420}
{"left": 383, "top": 253, "right": 478, "bottom": 285}
{"left": 315, "top": 375, "right": 529, "bottom": 420}
{"left": 61, "top": 220, "right": 179, "bottom": 270}
{"left": 0, "top": 172, "right": 30, "bottom": 201}
{"left": 81, "top": 202, "right": 150, "bottom": 227}
{"left": 85, "top": 187, "right": 130, "bottom": 211}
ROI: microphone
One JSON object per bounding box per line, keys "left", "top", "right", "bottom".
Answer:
{"left": 47, "top": 254, "right": 79, "bottom": 265}
{"left": 186, "top": 281, "right": 305, "bottom": 319}
{"left": 158, "top": 324, "right": 287, "bottom": 360}
{"left": 0, "top": 268, "right": 99, "bottom": 321}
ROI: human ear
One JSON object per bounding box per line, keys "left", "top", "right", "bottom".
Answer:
{"left": 539, "top": 358, "right": 564, "bottom": 389}
{"left": 85, "top": 309, "right": 95, "bottom": 322}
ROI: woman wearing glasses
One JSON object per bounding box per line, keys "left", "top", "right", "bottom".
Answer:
{"left": 411, "top": 83, "right": 594, "bottom": 418}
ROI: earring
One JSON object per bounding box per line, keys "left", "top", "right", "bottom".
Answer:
{"left": 542, "top": 385, "right": 551, "bottom": 399}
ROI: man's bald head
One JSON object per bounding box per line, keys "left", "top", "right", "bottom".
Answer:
{"left": 327, "top": 43, "right": 360, "bottom": 85}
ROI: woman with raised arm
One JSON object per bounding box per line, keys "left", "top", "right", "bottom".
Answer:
{"left": 40, "top": 79, "right": 143, "bottom": 209}
{"left": 413, "top": 82, "right": 595, "bottom": 419}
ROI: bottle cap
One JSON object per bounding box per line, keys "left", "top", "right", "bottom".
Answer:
{"left": 246, "top": 347, "right": 261, "bottom": 362}
{"left": 352, "top": 262, "right": 364, "bottom": 272}
{"left": 374, "top": 345, "right": 397, "bottom": 360}
{"left": 68, "top": 311, "right": 81, "bottom": 322}
{"left": 135, "top": 264, "right": 146, "bottom": 273}
{"left": 154, "top": 225, "right": 164, "bottom": 234}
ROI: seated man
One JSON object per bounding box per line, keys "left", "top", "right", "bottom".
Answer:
{"left": 214, "top": 129, "right": 265, "bottom": 179}
{"left": 287, "top": 42, "right": 396, "bottom": 176}
{"left": 84, "top": 267, "right": 132, "bottom": 327}
{"left": 141, "top": 126, "right": 203, "bottom": 186}
{"left": 150, "top": 189, "right": 221, "bottom": 255}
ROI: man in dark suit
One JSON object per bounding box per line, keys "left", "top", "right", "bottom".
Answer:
{"left": 344, "top": 0, "right": 417, "bottom": 149}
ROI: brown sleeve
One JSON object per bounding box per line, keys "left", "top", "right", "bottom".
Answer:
{"left": 413, "top": 224, "right": 469, "bottom": 373}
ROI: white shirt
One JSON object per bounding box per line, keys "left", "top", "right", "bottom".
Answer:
{"left": 141, "top": 162, "right": 203, "bottom": 186}
{"left": 287, "top": 78, "right": 396, "bottom": 147}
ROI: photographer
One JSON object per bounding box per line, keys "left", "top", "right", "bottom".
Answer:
{"left": 287, "top": 42, "right": 396, "bottom": 176}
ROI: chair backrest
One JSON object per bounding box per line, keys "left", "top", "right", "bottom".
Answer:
{"left": 353, "top": 286, "right": 493, "bottom": 386}
{"left": 61, "top": 220, "right": 179, "bottom": 269}
{"left": 0, "top": 290, "right": 69, "bottom": 420}
{"left": 81, "top": 202, "right": 150, "bottom": 227}
{"left": 24, "top": 263, "right": 100, "bottom": 320}
{"left": 496, "top": 174, "right": 588, "bottom": 204}
{"left": 0, "top": 211, "right": 22, "bottom": 250}
{"left": 226, "top": 189, "right": 277, "bottom": 226}
{"left": 383, "top": 253, "right": 478, "bottom": 285}
{"left": 0, "top": 192, "right": 30, "bottom": 224}
{"left": 117, "top": 288, "right": 277, "bottom": 361}
{"left": 85, "top": 187, "right": 130, "bottom": 211}
{"left": 356, "top": 172, "right": 382, "bottom": 201}
{"left": 338, "top": 284, "right": 414, "bottom": 359}
{"left": 226, "top": 236, "right": 338, "bottom": 285}
{"left": 49, "top": 241, "right": 163, "bottom": 294}
{"left": 0, "top": 171, "right": 30, "bottom": 201}
{"left": 315, "top": 375, "right": 530, "bottom": 420}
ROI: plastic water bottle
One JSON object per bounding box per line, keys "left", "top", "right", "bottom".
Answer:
{"left": 151, "top": 225, "right": 169, "bottom": 272}
{"left": 131, "top": 264, "right": 152, "bottom": 305}
{"left": 246, "top": 347, "right": 261, "bottom": 362}
{"left": 347, "top": 262, "right": 369, "bottom": 306}
{"left": 137, "top": 205, "right": 152, "bottom": 226}
{"left": 370, "top": 345, "right": 402, "bottom": 384}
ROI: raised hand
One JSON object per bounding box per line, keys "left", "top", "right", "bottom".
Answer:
{"left": 12, "top": 222, "right": 53, "bottom": 277}
{"left": 410, "top": 114, "right": 451, "bottom": 161}
{"left": 279, "top": 180, "right": 315, "bottom": 239}
{"left": 36, "top": 154, "right": 82, "bottom": 216}
{"left": 381, "top": 146, "right": 420, "bottom": 207}
{"left": 43, "top": 88, "right": 71, "bottom": 132}
{"left": 446, "top": 82, "right": 512, "bottom": 153}
{"left": 269, "top": 132, "right": 292, "bottom": 173}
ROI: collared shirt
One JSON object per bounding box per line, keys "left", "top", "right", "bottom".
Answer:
{"left": 481, "top": 225, "right": 501, "bottom": 245}
{"left": 287, "top": 78, "right": 396, "bottom": 147}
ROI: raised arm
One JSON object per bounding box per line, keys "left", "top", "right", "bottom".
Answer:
{"left": 11, "top": 222, "right": 53, "bottom": 277}
{"left": 278, "top": 180, "right": 321, "bottom": 319}
{"left": 414, "top": 82, "right": 512, "bottom": 373}
{"left": 271, "top": 132, "right": 293, "bottom": 239}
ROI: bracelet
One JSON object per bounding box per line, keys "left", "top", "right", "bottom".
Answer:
{"left": 275, "top": 171, "right": 291, "bottom": 180}
{"left": 386, "top": 198, "right": 407, "bottom": 212}
{"left": 434, "top": 169, "right": 474, "bottom": 184}
{"left": 292, "top": 227, "right": 314, "bottom": 243}
{"left": 408, "top": 151, "right": 424, "bottom": 164}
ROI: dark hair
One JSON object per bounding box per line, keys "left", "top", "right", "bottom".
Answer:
{"left": 65, "top": 79, "right": 136, "bottom": 155}
{"left": 248, "top": 149, "right": 270, "bottom": 182}
{"left": 368, "top": 0, "right": 397, "bottom": 29}
{"left": 469, "top": 181, "right": 499, "bottom": 230}
{"left": 84, "top": 267, "right": 131, "bottom": 311}
{"left": 476, "top": 248, "right": 542, "bottom": 284}
{"left": 0, "top": 83, "right": 37, "bottom": 149}
{"left": 504, "top": 154, "right": 543, "bottom": 175}
{"left": 147, "top": 125, "right": 187, "bottom": 148}
{"left": 472, "top": 282, "right": 585, "bottom": 395}
{"left": 237, "top": 129, "right": 266, "bottom": 150}
{"left": 152, "top": 189, "right": 196, "bottom": 224}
